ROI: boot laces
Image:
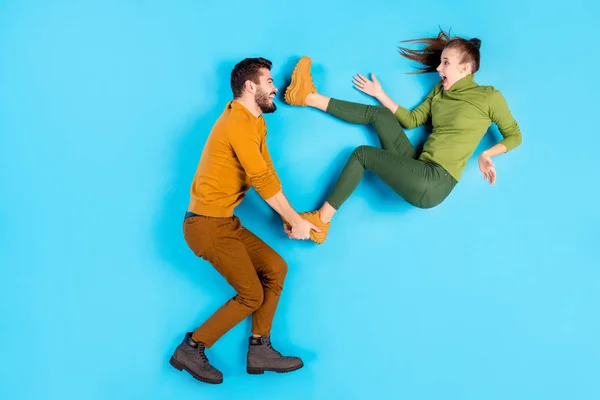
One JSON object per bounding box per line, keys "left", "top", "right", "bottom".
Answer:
{"left": 264, "top": 338, "right": 282, "bottom": 356}
{"left": 196, "top": 344, "right": 208, "bottom": 363}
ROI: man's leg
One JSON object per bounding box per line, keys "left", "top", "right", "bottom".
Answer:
{"left": 170, "top": 215, "right": 265, "bottom": 384}
{"left": 238, "top": 226, "right": 304, "bottom": 374}
{"left": 237, "top": 227, "right": 287, "bottom": 336}
{"left": 187, "top": 217, "right": 265, "bottom": 346}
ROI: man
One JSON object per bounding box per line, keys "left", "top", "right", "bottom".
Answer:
{"left": 169, "top": 57, "right": 320, "bottom": 384}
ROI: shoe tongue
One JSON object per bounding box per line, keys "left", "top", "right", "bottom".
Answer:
{"left": 185, "top": 334, "right": 204, "bottom": 349}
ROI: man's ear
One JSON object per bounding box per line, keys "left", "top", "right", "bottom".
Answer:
{"left": 244, "top": 80, "right": 255, "bottom": 95}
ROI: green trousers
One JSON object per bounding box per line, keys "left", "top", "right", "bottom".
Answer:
{"left": 325, "top": 99, "right": 457, "bottom": 209}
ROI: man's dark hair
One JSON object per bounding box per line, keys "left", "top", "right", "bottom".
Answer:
{"left": 230, "top": 57, "right": 272, "bottom": 98}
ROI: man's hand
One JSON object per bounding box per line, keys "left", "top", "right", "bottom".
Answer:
{"left": 283, "top": 221, "right": 292, "bottom": 237}
{"left": 478, "top": 152, "right": 496, "bottom": 185}
{"left": 283, "top": 218, "right": 320, "bottom": 240}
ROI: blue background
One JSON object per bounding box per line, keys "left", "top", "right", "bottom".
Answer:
{"left": 1, "top": 0, "right": 598, "bottom": 399}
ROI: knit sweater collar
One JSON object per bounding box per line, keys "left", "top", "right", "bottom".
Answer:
{"left": 229, "top": 100, "right": 261, "bottom": 120}
{"left": 446, "top": 74, "right": 478, "bottom": 92}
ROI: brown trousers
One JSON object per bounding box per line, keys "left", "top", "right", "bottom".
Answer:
{"left": 183, "top": 215, "right": 288, "bottom": 347}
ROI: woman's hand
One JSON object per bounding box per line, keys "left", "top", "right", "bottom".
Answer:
{"left": 353, "top": 73, "right": 383, "bottom": 98}
{"left": 478, "top": 152, "right": 496, "bottom": 185}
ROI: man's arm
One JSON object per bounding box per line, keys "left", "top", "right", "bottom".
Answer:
{"left": 228, "top": 122, "right": 281, "bottom": 200}
{"left": 264, "top": 189, "right": 308, "bottom": 230}
{"left": 228, "top": 121, "right": 318, "bottom": 238}
{"left": 260, "top": 135, "right": 317, "bottom": 233}
{"left": 262, "top": 138, "right": 282, "bottom": 187}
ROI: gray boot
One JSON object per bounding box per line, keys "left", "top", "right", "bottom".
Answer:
{"left": 246, "top": 336, "right": 304, "bottom": 374}
{"left": 169, "top": 332, "right": 223, "bottom": 384}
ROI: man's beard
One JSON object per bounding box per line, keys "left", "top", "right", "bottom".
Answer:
{"left": 255, "top": 87, "right": 277, "bottom": 113}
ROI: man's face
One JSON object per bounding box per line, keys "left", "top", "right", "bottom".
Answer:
{"left": 254, "top": 68, "right": 278, "bottom": 113}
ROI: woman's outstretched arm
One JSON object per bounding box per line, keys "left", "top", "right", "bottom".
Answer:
{"left": 353, "top": 73, "right": 439, "bottom": 128}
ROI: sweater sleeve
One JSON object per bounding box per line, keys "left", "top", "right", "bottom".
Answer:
{"left": 393, "top": 83, "right": 440, "bottom": 129}
{"left": 227, "top": 120, "right": 281, "bottom": 199}
{"left": 489, "top": 89, "right": 522, "bottom": 152}
{"left": 262, "top": 142, "right": 281, "bottom": 187}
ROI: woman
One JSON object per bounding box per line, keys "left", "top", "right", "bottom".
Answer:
{"left": 283, "top": 30, "right": 522, "bottom": 244}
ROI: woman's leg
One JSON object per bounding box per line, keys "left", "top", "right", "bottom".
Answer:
{"left": 307, "top": 94, "right": 416, "bottom": 157}
{"left": 301, "top": 145, "right": 456, "bottom": 243}
{"left": 326, "top": 146, "right": 445, "bottom": 210}
{"left": 284, "top": 56, "right": 455, "bottom": 244}
{"left": 285, "top": 56, "right": 415, "bottom": 157}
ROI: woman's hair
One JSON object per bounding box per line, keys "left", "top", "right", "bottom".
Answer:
{"left": 398, "top": 29, "right": 481, "bottom": 74}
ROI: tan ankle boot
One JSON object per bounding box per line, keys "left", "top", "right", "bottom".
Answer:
{"left": 284, "top": 56, "right": 317, "bottom": 106}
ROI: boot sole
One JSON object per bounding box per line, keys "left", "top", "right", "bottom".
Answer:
{"left": 247, "top": 362, "right": 304, "bottom": 375}
{"left": 169, "top": 356, "right": 223, "bottom": 384}
{"left": 284, "top": 57, "right": 312, "bottom": 105}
